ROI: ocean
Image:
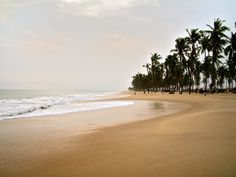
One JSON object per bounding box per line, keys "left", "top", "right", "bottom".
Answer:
{"left": 0, "top": 90, "right": 133, "bottom": 120}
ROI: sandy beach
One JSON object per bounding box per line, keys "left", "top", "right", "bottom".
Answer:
{"left": 1, "top": 92, "right": 236, "bottom": 177}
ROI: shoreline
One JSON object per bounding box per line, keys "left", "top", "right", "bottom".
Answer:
{"left": 1, "top": 92, "right": 236, "bottom": 177}
{"left": 0, "top": 92, "right": 131, "bottom": 121}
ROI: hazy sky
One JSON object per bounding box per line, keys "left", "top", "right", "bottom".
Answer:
{"left": 0, "top": 0, "right": 235, "bottom": 90}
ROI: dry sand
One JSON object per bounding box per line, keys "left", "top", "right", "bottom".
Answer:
{"left": 0, "top": 92, "right": 236, "bottom": 177}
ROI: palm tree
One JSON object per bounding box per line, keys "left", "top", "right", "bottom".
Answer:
{"left": 171, "top": 37, "right": 189, "bottom": 94}
{"left": 225, "top": 32, "right": 236, "bottom": 87}
{"left": 194, "top": 60, "right": 202, "bottom": 91}
{"left": 202, "top": 56, "right": 212, "bottom": 91}
{"left": 150, "top": 53, "right": 162, "bottom": 91}
{"left": 224, "top": 32, "right": 236, "bottom": 61}
{"left": 217, "top": 65, "right": 228, "bottom": 89}
{"left": 158, "top": 63, "right": 165, "bottom": 91}
{"left": 200, "top": 32, "right": 211, "bottom": 92}
{"left": 154, "top": 63, "right": 164, "bottom": 91}
{"left": 131, "top": 73, "right": 150, "bottom": 93}
{"left": 186, "top": 28, "right": 201, "bottom": 94}
{"left": 200, "top": 31, "right": 211, "bottom": 58}
{"left": 164, "top": 54, "right": 178, "bottom": 91}
{"left": 206, "top": 18, "right": 229, "bottom": 87}
{"left": 130, "top": 18, "right": 232, "bottom": 94}
{"left": 143, "top": 63, "right": 151, "bottom": 74}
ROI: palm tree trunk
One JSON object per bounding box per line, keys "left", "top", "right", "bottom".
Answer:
{"left": 205, "top": 78, "right": 208, "bottom": 92}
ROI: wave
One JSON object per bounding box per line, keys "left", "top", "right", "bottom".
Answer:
{"left": 0, "top": 93, "right": 133, "bottom": 120}
{"left": 0, "top": 97, "right": 63, "bottom": 119}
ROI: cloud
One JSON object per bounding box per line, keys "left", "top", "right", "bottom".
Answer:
{"left": 18, "top": 32, "right": 70, "bottom": 57}
{"left": 1, "top": 28, "right": 70, "bottom": 57}
{"left": 0, "top": 18, "right": 70, "bottom": 53}
{"left": 59, "top": 0, "right": 159, "bottom": 18}
{"left": 0, "top": 0, "right": 49, "bottom": 23}
{"left": 0, "top": 1, "right": 15, "bottom": 23}
{"left": 103, "top": 33, "right": 145, "bottom": 50}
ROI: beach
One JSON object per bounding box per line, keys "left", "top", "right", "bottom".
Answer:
{"left": 0, "top": 92, "right": 236, "bottom": 177}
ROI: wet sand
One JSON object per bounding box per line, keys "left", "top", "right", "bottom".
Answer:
{"left": 1, "top": 92, "right": 236, "bottom": 177}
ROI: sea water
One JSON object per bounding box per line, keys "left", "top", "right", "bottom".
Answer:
{"left": 0, "top": 90, "right": 133, "bottom": 120}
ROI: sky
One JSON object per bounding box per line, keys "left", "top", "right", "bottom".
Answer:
{"left": 0, "top": 0, "right": 235, "bottom": 90}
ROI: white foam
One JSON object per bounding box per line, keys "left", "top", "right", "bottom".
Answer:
{"left": 20, "top": 101, "right": 134, "bottom": 118}
{"left": 0, "top": 93, "right": 133, "bottom": 120}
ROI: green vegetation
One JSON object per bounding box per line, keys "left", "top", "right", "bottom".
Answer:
{"left": 131, "top": 18, "right": 236, "bottom": 94}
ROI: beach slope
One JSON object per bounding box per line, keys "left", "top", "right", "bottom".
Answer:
{"left": 1, "top": 93, "right": 236, "bottom": 177}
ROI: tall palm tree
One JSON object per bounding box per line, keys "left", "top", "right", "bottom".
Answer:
{"left": 202, "top": 56, "right": 212, "bottom": 91}
{"left": 200, "top": 31, "right": 211, "bottom": 92}
{"left": 164, "top": 54, "right": 178, "bottom": 91}
{"left": 225, "top": 32, "right": 236, "bottom": 87}
{"left": 206, "top": 18, "right": 229, "bottom": 87}
{"left": 224, "top": 32, "right": 236, "bottom": 61}
{"left": 150, "top": 53, "right": 162, "bottom": 91}
{"left": 158, "top": 63, "right": 165, "bottom": 91}
{"left": 143, "top": 63, "right": 151, "bottom": 74}
{"left": 217, "top": 65, "right": 228, "bottom": 89}
{"left": 194, "top": 60, "right": 202, "bottom": 91}
{"left": 186, "top": 28, "right": 201, "bottom": 94}
{"left": 200, "top": 31, "right": 211, "bottom": 58}
{"left": 171, "top": 37, "right": 189, "bottom": 94}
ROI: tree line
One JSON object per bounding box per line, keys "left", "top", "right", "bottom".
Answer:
{"left": 130, "top": 18, "right": 236, "bottom": 94}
